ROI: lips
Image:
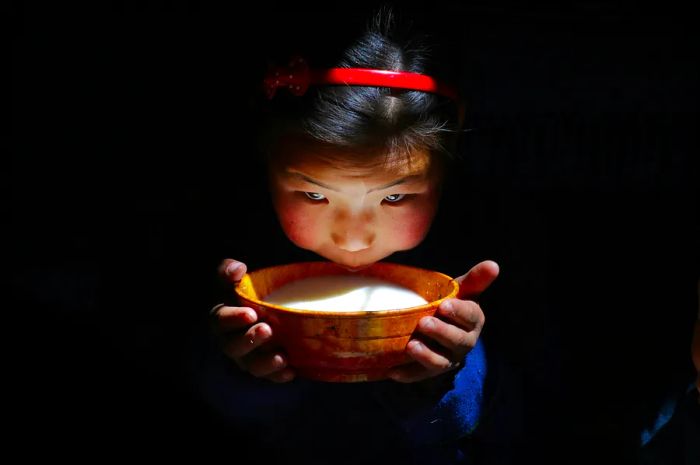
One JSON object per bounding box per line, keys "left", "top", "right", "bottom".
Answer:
{"left": 341, "top": 264, "right": 372, "bottom": 272}
{"left": 332, "top": 254, "right": 376, "bottom": 271}
{"left": 319, "top": 247, "right": 385, "bottom": 272}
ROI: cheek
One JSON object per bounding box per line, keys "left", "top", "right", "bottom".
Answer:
{"left": 382, "top": 203, "right": 437, "bottom": 249}
{"left": 397, "top": 210, "right": 434, "bottom": 245}
{"left": 274, "top": 198, "right": 322, "bottom": 249}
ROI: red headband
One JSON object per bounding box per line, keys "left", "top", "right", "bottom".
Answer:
{"left": 263, "top": 56, "right": 459, "bottom": 101}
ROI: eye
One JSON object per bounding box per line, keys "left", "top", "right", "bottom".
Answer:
{"left": 304, "top": 192, "right": 326, "bottom": 201}
{"left": 383, "top": 193, "right": 406, "bottom": 203}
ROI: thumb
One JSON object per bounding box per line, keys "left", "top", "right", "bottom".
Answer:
{"left": 218, "top": 259, "right": 248, "bottom": 283}
{"left": 455, "top": 260, "right": 500, "bottom": 300}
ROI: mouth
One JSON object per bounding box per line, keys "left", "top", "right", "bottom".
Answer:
{"left": 339, "top": 263, "right": 372, "bottom": 272}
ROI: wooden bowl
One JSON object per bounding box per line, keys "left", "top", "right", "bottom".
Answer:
{"left": 234, "top": 261, "right": 459, "bottom": 382}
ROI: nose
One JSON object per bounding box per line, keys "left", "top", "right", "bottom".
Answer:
{"left": 332, "top": 232, "right": 375, "bottom": 252}
{"left": 331, "top": 209, "right": 375, "bottom": 252}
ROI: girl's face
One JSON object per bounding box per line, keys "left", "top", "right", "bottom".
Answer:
{"left": 268, "top": 137, "right": 443, "bottom": 270}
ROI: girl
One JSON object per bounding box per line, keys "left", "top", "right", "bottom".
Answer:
{"left": 196, "top": 6, "right": 502, "bottom": 464}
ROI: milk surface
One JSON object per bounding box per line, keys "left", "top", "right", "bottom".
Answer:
{"left": 265, "top": 275, "right": 428, "bottom": 311}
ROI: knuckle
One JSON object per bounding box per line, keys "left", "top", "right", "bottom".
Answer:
{"left": 454, "top": 333, "right": 468, "bottom": 350}
{"left": 473, "top": 305, "right": 485, "bottom": 323}
{"left": 442, "top": 300, "right": 459, "bottom": 318}
{"left": 461, "top": 303, "right": 482, "bottom": 327}
{"left": 459, "top": 332, "right": 476, "bottom": 350}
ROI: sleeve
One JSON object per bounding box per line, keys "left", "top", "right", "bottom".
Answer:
{"left": 371, "top": 338, "right": 488, "bottom": 447}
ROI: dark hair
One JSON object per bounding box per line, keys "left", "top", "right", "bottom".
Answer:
{"left": 254, "top": 5, "right": 463, "bottom": 163}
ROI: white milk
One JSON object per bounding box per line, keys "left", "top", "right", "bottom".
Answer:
{"left": 265, "top": 275, "right": 428, "bottom": 311}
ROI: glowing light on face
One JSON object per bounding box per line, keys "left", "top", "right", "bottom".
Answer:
{"left": 268, "top": 136, "right": 443, "bottom": 270}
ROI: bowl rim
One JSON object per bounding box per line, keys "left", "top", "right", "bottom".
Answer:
{"left": 234, "top": 261, "right": 460, "bottom": 318}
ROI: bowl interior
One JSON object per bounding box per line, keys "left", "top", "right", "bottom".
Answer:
{"left": 236, "top": 261, "right": 457, "bottom": 314}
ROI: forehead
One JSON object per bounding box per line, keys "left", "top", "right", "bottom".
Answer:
{"left": 270, "top": 135, "right": 438, "bottom": 180}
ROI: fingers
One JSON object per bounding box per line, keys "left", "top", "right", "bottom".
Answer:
{"left": 455, "top": 260, "right": 500, "bottom": 300}
{"left": 212, "top": 305, "right": 258, "bottom": 333}
{"left": 215, "top": 317, "right": 296, "bottom": 383}
{"left": 416, "top": 316, "right": 471, "bottom": 356}
{"left": 233, "top": 347, "right": 295, "bottom": 382}
{"left": 220, "top": 322, "right": 272, "bottom": 359}
{"left": 436, "top": 299, "right": 485, "bottom": 333}
{"left": 406, "top": 339, "right": 453, "bottom": 371}
{"left": 218, "top": 259, "right": 247, "bottom": 283}
{"left": 389, "top": 297, "right": 486, "bottom": 384}
{"left": 234, "top": 343, "right": 296, "bottom": 382}
{"left": 413, "top": 298, "right": 483, "bottom": 355}
{"left": 242, "top": 351, "right": 295, "bottom": 383}
{"left": 212, "top": 259, "right": 295, "bottom": 383}
{"left": 244, "top": 352, "right": 291, "bottom": 379}
{"left": 417, "top": 320, "right": 478, "bottom": 358}
{"left": 387, "top": 338, "right": 461, "bottom": 383}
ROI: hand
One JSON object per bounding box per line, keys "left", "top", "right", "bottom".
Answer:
{"left": 210, "top": 259, "right": 295, "bottom": 383}
{"left": 388, "top": 260, "right": 500, "bottom": 383}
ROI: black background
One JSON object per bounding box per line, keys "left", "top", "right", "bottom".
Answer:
{"left": 12, "top": 1, "right": 698, "bottom": 463}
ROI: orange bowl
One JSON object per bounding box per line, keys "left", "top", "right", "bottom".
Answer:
{"left": 234, "top": 261, "right": 459, "bottom": 382}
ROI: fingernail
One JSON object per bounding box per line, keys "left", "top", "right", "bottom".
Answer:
{"left": 273, "top": 354, "right": 287, "bottom": 368}
{"left": 226, "top": 262, "right": 243, "bottom": 276}
{"left": 256, "top": 324, "right": 271, "bottom": 339}
{"left": 408, "top": 340, "right": 423, "bottom": 352}
{"left": 243, "top": 310, "right": 257, "bottom": 324}
{"left": 249, "top": 325, "right": 269, "bottom": 345}
{"left": 420, "top": 317, "right": 435, "bottom": 330}
{"left": 440, "top": 300, "right": 453, "bottom": 312}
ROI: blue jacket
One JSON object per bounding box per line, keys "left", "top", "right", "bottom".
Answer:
{"left": 188, "top": 328, "right": 489, "bottom": 465}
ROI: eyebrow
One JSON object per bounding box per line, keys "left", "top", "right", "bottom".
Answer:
{"left": 287, "top": 171, "right": 420, "bottom": 193}
{"left": 368, "top": 177, "right": 418, "bottom": 193}
{"left": 289, "top": 172, "right": 338, "bottom": 191}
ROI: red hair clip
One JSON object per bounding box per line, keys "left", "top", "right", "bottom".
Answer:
{"left": 263, "top": 56, "right": 460, "bottom": 101}
{"left": 263, "top": 56, "right": 311, "bottom": 99}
